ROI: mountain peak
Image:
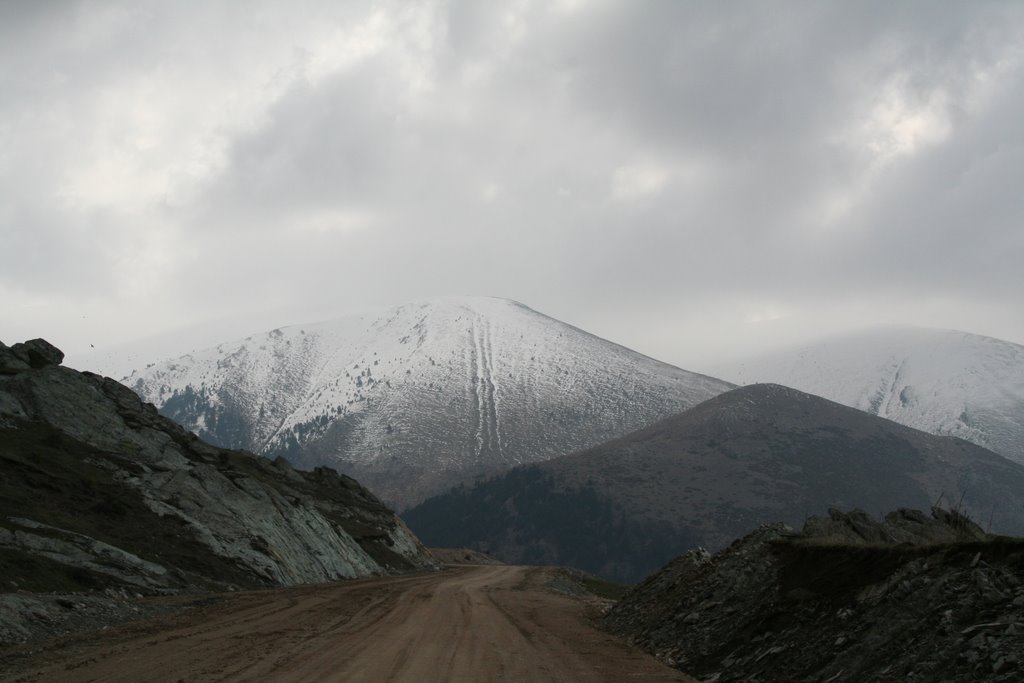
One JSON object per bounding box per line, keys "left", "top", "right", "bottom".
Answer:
{"left": 127, "top": 299, "right": 734, "bottom": 508}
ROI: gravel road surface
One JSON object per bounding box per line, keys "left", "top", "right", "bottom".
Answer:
{"left": 1, "top": 565, "right": 692, "bottom": 682}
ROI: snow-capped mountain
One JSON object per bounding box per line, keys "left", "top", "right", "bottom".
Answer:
{"left": 715, "top": 326, "right": 1024, "bottom": 466}
{"left": 126, "top": 297, "right": 734, "bottom": 508}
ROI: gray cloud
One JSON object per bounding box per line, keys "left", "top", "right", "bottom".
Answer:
{"left": 1, "top": 0, "right": 1022, "bottom": 371}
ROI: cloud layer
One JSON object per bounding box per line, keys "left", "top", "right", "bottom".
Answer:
{"left": 2, "top": 1, "right": 1022, "bottom": 370}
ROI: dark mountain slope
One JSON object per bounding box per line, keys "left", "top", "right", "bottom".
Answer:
{"left": 404, "top": 384, "right": 1024, "bottom": 583}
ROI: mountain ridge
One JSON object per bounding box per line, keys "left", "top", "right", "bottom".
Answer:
{"left": 714, "top": 325, "right": 1024, "bottom": 465}
{"left": 404, "top": 382, "right": 1024, "bottom": 582}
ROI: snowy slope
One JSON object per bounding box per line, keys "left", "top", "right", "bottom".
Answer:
{"left": 714, "top": 326, "right": 1024, "bottom": 466}
{"left": 126, "top": 297, "right": 734, "bottom": 508}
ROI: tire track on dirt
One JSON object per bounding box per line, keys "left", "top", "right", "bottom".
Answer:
{"left": 1, "top": 566, "right": 693, "bottom": 683}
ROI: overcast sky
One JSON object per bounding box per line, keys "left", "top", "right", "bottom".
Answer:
{"left": 2, "top": 0, "right": 1023, "bottom": 373}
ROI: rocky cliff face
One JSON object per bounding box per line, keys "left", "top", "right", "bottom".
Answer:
{"left": 0, "top": 339, "right": 435, "bottom": 600}
{"left": 607, "top": 507, "right": 1024, "bottom": 682}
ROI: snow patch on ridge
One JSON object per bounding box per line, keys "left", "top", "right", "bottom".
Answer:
{"left": 715, "top": 326, "right": 1024, "bottom": 465}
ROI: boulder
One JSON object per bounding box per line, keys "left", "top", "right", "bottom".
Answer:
{"left": 9, "top": 338, "right": 64, "bottom": 369}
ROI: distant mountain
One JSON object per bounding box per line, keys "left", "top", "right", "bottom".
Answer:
{"left": 714, "top": 326, "right": 1024, "bottom": 466}
{"left": 125, "top": 297, "right": 733, "bottom": 509}
{"left": 0, "top": 338, "right": 434, "bottom": 598}
{"left": 403, "top": 384, "right": 1024, "bottom": 583}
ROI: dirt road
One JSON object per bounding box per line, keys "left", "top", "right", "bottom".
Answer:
{"left": 0, "top": 565, "right": 693, "bottom": 682}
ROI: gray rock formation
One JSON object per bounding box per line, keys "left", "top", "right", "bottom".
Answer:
{"left": 607, "top": 507, "right": 1024, "bottom": 682}
{"left": 0, "top": 341, "right": 31, "bottom": 374}
{"left": 9, "top": 338, "right": 65, "bottom": 369}
{"left": 0, "top": 338, "right": 436, "bottom": 605}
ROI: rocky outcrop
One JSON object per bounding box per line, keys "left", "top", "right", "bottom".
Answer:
{"left": 607, "top": 508, "right": 1024, "bottom": 682}
{"left": 0, "top": 342, "right": 30, "bottom": 375}
{"left": 0, "top": 338, "right": 436, "bottom": 610}
{"left": 9, "top": 338, "right": 65, "bottom": 369}
{"left": 2, "top": 339, "right": 64, "bottom": 374}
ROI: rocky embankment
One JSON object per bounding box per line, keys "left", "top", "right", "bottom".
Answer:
{"left": 0, "top": 339, "right": 435, "bottom": 645}
{"left": 607, "top": 507, "right": 1024, "bottom": 682}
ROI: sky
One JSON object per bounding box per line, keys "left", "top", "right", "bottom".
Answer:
{"left": 2, "top": 0, "right": 1023, "bottom": 374}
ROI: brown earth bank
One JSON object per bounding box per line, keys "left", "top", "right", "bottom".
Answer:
{"left": 0, "top": 565, "right": 692, "bottom": 683}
